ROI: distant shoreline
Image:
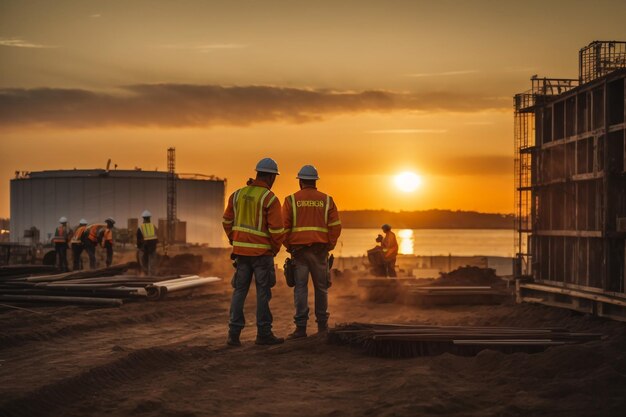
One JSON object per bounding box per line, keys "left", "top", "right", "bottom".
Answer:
{"left": 339, "top": 209, "right": 514, "bottom": 230}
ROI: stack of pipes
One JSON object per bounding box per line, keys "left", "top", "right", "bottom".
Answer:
{"left": 0, "top": 263, "right": 220, "bottom": 307}
{"left": 328, "top": 322, "right": 603, "bottom": 358}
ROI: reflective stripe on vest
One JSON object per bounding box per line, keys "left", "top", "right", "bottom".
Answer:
{"left": 232, "top": 241, "right": 272, "bottom": 249}
{"left": 140, "top": 223, "right": 157, "bottom": 240}
{"left": 53, "top": 226, "right": 67, "bottom": 243}
{"left": 71, "top": 226, "right": 86, "bottom": 243}
{"left": 289, "top": 193, "right": 329, "bottom": 233}
{"left": 233, "top": 186, "right": 271, "bottom": 236}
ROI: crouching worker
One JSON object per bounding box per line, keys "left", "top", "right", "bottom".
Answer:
{"left": 222, "top": 158, "right": 286, "bottom": 347}
{"left": 137, "top": 210, "right": 158, "bottom": 275}
{"left": 283, "top": 165, "right": 341, "bottom": 339}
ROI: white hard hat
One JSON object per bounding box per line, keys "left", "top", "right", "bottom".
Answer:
{"left": 79, "top": 219, "right": 88, "bottom": 225}
{"left": 255, "top": 157, "right": 280, "bottom": 175}
{"left": 105, "top": 217, "right": 116, "bottom": 225}
{"left": 141, "top": 210, "right": 152, "bottom": 218}
{"left": 297, "top": 165, "right": 319, "bottom": 180}
{"left": 59, "top": 216, "right": 68, "bottom": 223}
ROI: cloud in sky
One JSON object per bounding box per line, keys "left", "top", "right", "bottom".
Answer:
{"left": 0, "top": 84, "right": 509, "bottom": 129}
{"left": 0, "top": 38, "right": 56, "bottom": 48}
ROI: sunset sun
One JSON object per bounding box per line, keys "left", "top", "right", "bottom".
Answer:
{"left": 394, "top": 172, "right": 423, "bottom": 193}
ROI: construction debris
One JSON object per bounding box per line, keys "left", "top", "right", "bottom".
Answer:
{"left": 0, "top": 263, "right": 221, "bottom": 307}
{"left": 328, "top": 322, "right": 603, "bottom": 358}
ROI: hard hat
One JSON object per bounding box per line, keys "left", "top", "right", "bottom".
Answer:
{"left": 141, "top": 210, "right": 152, "bottom": 218}
{"left": 79, "top": 219, "right": 88, "bottom": 225}
{"left": 255, "top": 157, "right": 280, "bottom": 175}
{"left": 296, "top": 164, "right": 319, "bottom": 180}
{"left": 59, "top": 216, "right": 68, "bottom": 223}
{"left": 382, "top": 224, "right": 391, "bottom": 230}
{"left": 105, "top": 217, "right": 116, "bottom": 225}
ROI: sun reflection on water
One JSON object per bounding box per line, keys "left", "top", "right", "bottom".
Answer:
{"left": 397, "top": 229, "right": 414, "bottom": 255}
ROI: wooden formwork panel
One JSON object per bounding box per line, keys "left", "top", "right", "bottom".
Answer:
{"left": 517, "top": 281, "right": 626, "bottom": 322}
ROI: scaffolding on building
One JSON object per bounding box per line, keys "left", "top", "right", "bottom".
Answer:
{"left": 514, "top": 78, "right": 578, "bottom": 278}
{"left": 514, "top": 40, "right": 626, "bottom": 321}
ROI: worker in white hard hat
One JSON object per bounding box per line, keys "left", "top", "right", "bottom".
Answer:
{"left": 137, "top": 210, "right": 158, "bottom": 275}
{"left": 283, "top": 164, "right": 342, "bottom": 339}
{"left": 102, "top": 218, "right": 116, "bottom": 267}
{"left": 222, "top": 157, "right": 286, "bottom": 347}
{"left": 70, "top": 219, "right": 88, "bottom": 270}
{"left": 52, "top": 216, "right": 72, "bottom": 272}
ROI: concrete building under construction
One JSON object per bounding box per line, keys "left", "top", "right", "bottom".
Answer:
{"left": 515, "top": 41, "right": 626, "bottom": 320}
{"left": 10, "top": 169, "right": 226, "bottom": 247}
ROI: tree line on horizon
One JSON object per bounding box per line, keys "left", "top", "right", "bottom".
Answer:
{"left": 338, "top": 210, "right": 514, "bottom": 229}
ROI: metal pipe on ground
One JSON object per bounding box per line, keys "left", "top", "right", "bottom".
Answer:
{"left": 145, "top": 277, "right": 220, "bottom": 300}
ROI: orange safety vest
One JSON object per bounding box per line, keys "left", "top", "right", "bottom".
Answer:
{"left": 382, "top": 231, "right": 398, "bottom": 260}
{"left": 87, "top": 223, "right": 106, "bottom": 243}
{"left": 71, "top": 225, "right": 87, "bottom": 244}
{"left": 102, "top": 228, "right": 113, "bottom": 246}
{"left": 52, "top": 225, "right": 70, "bottom": 243}
{"left": 222, "top": 179, "right": 285, "bottom": 256}
{"left": 283, "top": 186, "right": 342, "bottom": 250}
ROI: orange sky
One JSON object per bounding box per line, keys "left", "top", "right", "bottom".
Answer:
{"left": 1, "top": 0, "right": 625, "bottom": 217}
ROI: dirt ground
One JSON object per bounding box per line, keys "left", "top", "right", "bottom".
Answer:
{"left": 1, "top": 271, "right": 626, "bottom": 417}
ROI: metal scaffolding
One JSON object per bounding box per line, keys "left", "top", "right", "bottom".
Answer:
{"left": 167, "top": 147, "right": 177, "bottom": 245}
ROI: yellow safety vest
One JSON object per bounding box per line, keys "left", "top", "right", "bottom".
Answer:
{"left": 140, "top": 223, "right": 157, "bottom": 240}
{"left": 232, "top": 185, "right": 275, "bottom": 249}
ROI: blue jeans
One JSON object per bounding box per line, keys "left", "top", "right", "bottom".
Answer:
{"left": 293, "top": 247, "right": 329, "bottom": 327}
{"left": 229, "top": 255, "right": 276, "bottom": 336}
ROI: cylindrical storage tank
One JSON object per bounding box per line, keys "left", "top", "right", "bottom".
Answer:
{"left": 10, "top": 170, "right": 226, "bottom": 246}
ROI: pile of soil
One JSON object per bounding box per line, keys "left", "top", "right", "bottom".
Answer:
{"left": 433, "top": 266, "right": 501, "bottom": 287}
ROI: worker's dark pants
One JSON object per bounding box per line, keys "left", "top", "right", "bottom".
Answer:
{"left": 293, "top": 247, "right": 330, "bottom": 328}
{"left": 85, "top": 240, "right": 97, "bottom": 269}
{"left": 72, "top": 244, "right": 84, "bottom": 271}
{"left": 55, "top": 243, "right": 68, "bottom": 272}
{"left": 229, "top": 255, "right": 276, "bottom": 337}
{"left": 385, "top": 258, "right": 397, "bottom": 278}
{"left": 141, "top": 241, "right": 158, "bottom": 275}
{"left": 104, "top": 242, "right": 113, "bottom": 267}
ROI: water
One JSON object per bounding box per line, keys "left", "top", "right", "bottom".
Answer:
{"left": 333, "top": 228, "right": 514, "bottom": 258}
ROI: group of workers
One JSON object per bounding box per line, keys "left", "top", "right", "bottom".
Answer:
{"left": 222, "top": 157, "right": 342, "bottom": 347}
{"left": 52, "top": 211, "right": 159, "bottom": 274}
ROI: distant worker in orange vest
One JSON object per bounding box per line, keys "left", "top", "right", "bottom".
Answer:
{"left": 82, "top": 220, "right": 112, "bottom": 269}
{"left": 381, "top": 224, "right": 398, "bottom": 277}
{"left": 137, "top": 210, "right": 158, "bottom": 275}
{"left": 102, "top": 218, "right": 116, "bottom": 267}
{"left": 222, "top": 157, "right": 286, "bottom": 347}
{"left": 52, "top": 217, "right": 72, "bottom": 272}
{"left": 283, "top": 165, "right": 342, "bottom": 339}
{"left": 70, "top": 218, "right": 88, "bottom": 270}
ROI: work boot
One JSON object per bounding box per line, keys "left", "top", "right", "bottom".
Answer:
{"left": 287, "top": 326, "right": 307, "bottom": 340}
{"left": 226, "top": 332, "right": 241, "bottom": 347}
{"left": 317, "top": 322, "right": 329, "bottom": 333}
{"left": 255, "top": 332, "right": 285, "bottom": 345}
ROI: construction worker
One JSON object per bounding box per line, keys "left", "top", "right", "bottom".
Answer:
{"left": 82, "top": 222, "right": 107, "bottom": 269}
{"left": 137, "top": 210, "right": 158, "bottom": 275}
{"left": 70, "top": 219, "right": 88, "bottom": 271}
{"left": 222, "top": 157, "right": 286, "bottom": 347}
{"left": 381, "top": 224, "right": 398, "bottom": 277}
{"left": 283, "top": 165, "right": 341, "bottom": 339}
{"left": 52, "top": 217, "right": 72, "bottom": 272}
{"left": 102, "top": 218, "right": 115, "bottom": 267}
